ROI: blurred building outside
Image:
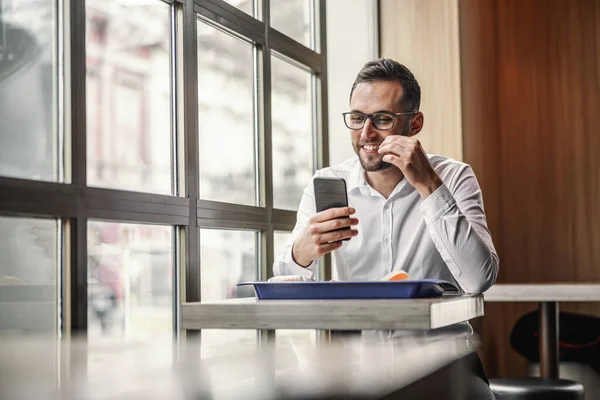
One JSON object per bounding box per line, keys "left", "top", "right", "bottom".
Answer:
{"left": 0, "top": 0, "right": 310, "bottom": 342}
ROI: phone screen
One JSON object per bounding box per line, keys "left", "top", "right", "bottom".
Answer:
{"left": 313, "top": 177, "right": 350, "bottom": 239}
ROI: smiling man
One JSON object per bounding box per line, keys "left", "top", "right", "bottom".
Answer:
{"left": 274, "top": 58, "right": 498, "bottom": 293}
{"left": 273, "top": 58, "right": 499, "bottom": 398}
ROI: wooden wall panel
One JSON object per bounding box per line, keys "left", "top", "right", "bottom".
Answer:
{"left": 379, "top": 0, "right": 463, "bottom": 161}
{"left": 458, "top": 0, "right": 502, "bottom": 265}
{"left": 458, "top": 0, "right": 507, "bottom": 377}
{"left": 460, "top": 0, "right": 600, "bottom": 377}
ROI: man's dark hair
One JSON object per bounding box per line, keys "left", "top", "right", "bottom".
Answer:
{"left": 350, "top": 58, "right": 421, "bottom": 112}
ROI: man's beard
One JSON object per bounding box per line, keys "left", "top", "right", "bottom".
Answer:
{"left": 353, "top": 123, "right": 410, "bottom": 172}
{"left": 353, "top": 142, "right": 392, "bottom": 172}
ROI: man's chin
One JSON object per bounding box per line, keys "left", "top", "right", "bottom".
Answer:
{"left": 359, "top": 156, "right": 392, "bottom": 172}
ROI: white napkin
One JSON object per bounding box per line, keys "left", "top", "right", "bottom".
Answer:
{"left": 267, "top": 271, "right": 411, "bottom": 283}
{"left": 379, "top": 270, "right": 411, "bottom": 281}
{"left": 267, "top": 275, "right": 315, "bottom": 283}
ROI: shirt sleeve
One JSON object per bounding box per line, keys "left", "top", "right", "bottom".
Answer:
{"left": 273, "top": 176, "right": 320, "bottom": 279}
{"left": 418, "top": 165, "right": 499, "bottom": 294}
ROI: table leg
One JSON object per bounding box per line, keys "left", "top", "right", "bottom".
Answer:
{"left": 257, "top": 330, "right": 276, "bottom": 390}
{"left": 316, "top": 330, "right": 332, "bottom": 346}
{"left": 539, "top": 301, "right": 559, "bottom": 379}
{"left": 258, "top": 329, "right": 275, "bottom": 345}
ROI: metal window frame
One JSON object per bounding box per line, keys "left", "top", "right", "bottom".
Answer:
{"left": 0, "top": 0, "right": 329, "bottom": 336}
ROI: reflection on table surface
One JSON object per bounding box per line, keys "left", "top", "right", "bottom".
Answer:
{"left": 0, "top": 333, "right": 476, "bottom": 400}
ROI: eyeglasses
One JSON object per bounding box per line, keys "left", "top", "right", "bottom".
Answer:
{"left": 342, "top": 111, "right": 416, "bottom": 130}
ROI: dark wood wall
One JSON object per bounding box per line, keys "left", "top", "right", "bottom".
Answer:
{"left": 459, "top": 0, "right": 600, "bottom": 377}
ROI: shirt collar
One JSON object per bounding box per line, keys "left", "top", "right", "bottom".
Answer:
{"left": 346, "top": 157, "right": 413, "bottom": 198}
{"left": 347, "top": 159, "right": 370, "bottom": 194}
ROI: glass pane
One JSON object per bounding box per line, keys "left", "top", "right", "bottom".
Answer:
{"left": 273, "top": 230, "right": 292, "bottom": 262}
{"left": 271, "top": 56, "right": 314, "bottom": 210}
{"left": 87, "top": 221, "right": 173, "bottom": 339}
{"left": 274, "top": 230, "right": 320, "bottom": 277}
{"left": 200, "top": 229, "right": 257, "bottom": 358}
{"left": 0, "top": 0, "right": 57, "bottom": 181}
{"left": 223, "top": 0, "right": 254, "bottom": 17}
{"left": 273, "top": 230, "right": 315, "bottom": 344}
{"left": 271, "top": 0, "right": 313, "bottom": 49}
{"left": 86, "top": 0, "right": 172, "bottom": 194}
{"left": 198, "top": 22, "right": 256, "bottom": 206}
{"left": 0, "top": 216, "right": 58, "bottom": 334}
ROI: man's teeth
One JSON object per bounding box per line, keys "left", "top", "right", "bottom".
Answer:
{"left": 363, "top": 144, "right": 379, "bottom": 151}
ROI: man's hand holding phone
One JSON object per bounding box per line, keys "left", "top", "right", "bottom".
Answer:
{"left": 291, "top": 207, "right": 359, "bottom": 268}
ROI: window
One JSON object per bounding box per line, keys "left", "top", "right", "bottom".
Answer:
{"left": 271, "top": 55, "right": 315, "bottom": 210}
{"left": 273, "top": 230, "right": 316, "bottom": 345}
{"left": 86, "top": 0, "right": 173, "bottom": 195}
{"left": 271, "top": 0, "right": 314, "bottom": 50}
{"left": 198, "top": 22, "right": 257, "bottom": 206}
{"left": 0, "top": 216, "right": 59, "bottom": 334}
{"left": 200, "top": 229, "right": 258, "bottom": 301}
{"left": 200, "top": 228, "right": 258, "bottom": 358}
{"left": 273, "top": 230, "right": 293, "bottom": 261}
{"left": 87, "top": 221, "right": 173, "bottom": 339}
{"left": 0, "top": 0, "right": 328, "bottom": 353}
{"left": 223, "top": 0, "right": 254, "bottom": 18}
{"left": 0, "top": 0, "right": 58, "bottom": 181}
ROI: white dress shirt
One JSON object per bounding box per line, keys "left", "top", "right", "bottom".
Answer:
{"left": 273, "top": 155, "right": 499, "bottom": 294}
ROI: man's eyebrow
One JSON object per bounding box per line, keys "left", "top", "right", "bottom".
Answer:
{"left": 349, "top": 109, "right": 394, "bottom": 114}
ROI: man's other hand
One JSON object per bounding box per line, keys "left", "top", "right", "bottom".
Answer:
{"left": 378, "top": 136, "right": 443, "bottom": 199}
{"left": 291, "top": 207, "right": 359, "bottom": 267}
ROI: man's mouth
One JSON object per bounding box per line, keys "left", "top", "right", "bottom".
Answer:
{"left": 361, "top": 144, "right": 381, "bottom": 153}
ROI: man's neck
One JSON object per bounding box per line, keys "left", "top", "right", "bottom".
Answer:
{"left": 365, "top": 167, "right": 404, "bottom": 199}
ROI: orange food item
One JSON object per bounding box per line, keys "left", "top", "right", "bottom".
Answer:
{"left": 387, "top": 271, "right": 409, "bottom": 281}
{"left": 380, "top": 271, "right": 411, "bottom": 281}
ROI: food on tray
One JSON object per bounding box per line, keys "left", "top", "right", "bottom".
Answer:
{"left": 379, "top": 271, "right": 411, "bottom": 281}
{"left": 267, "top": 275, "right": 313, "bottom": 282}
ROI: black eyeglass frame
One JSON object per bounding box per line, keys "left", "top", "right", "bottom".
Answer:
{"left": 341, "top": 111, "right": 417, "bottom": 130}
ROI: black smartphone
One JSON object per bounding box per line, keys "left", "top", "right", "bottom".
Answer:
{"left": 313, "top": 177, "right": 350, "bottom": 240}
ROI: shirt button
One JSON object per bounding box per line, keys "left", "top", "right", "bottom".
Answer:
{"left": 383, "top": 237, "right": 390, "bottom": 244}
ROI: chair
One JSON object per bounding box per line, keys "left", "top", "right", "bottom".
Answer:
{"left": 490, "top": 376, "right": 584, "bottom": 399}
{"left": 491, "top": 310, "right": 599, "bottom": 399}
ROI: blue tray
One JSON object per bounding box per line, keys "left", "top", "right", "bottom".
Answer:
{"left": 237, "top": 280, "right": 460, "bottom": 300}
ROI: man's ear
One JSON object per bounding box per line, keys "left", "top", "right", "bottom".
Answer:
{"left": 408, "top": 112, "right": 424, "bottom": 137}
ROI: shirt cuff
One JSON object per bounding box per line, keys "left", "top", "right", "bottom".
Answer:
{"left": 418, "top": 184, "right": 456, "bottom": 222}
{"left": 281, "top": 245, "right": 316, "bottom": 278}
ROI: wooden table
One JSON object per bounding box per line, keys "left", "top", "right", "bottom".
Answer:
{"left": 181, "top": 295, "right": 484, "bottom": 331}
{"left": 484, "top": 284, "right": 600, "bottom": 379}
{"left": 177, "top": 295, "right": 484, "bottom": 397}
{"left": 0, "top": 334, "right": 478, "bottom": 399}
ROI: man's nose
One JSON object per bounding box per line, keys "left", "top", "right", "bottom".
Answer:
{"left": 360, "top": 118, "right": 378, "bottom": 140}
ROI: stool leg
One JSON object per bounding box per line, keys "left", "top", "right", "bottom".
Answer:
{"left": 539, "top": 301, "right": 559, "bottom": 379}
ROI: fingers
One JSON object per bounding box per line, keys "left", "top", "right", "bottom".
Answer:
{"left": 382, "top": 150, "right": 420, "bottom": 170}
{"left": 381, "top": 135, "right": 418, "bottom": 146}
{"left": 382, "top": 153, "right": 399, "bottom": 165}
{"left": 379, "top": 136, "right": 427, "bottom": 169}
{"left": 316, "top": 241, "right": 344, "bottom": 255}
{"left": 306, "top": 217, "right": 358, "bottom": 241}
{"left": 311, "top": 216, "right": 358, "bottom": 243}
{"left": 378, "top": 136, "right": 420, "bottom": 155}
{"left": 318, "top": 228, "right": 359, "bottom": 244}
{"left": 314, "top": 228, "right": 358, "bottom": 254}
{"left": 293, "top": 214, "right": 358, "bottom": 265}
{"left": 378, "top": 142, "right": 408, "bottom": 156}
{"left": 311, "top": 206, "right": 355, "bottom": 223}
{"left": 318, "top": 217, "right": 358, "bottom": 233}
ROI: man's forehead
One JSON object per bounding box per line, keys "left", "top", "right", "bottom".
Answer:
{"left": 350, "top": 81, "right": 404, "bottom": 111}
